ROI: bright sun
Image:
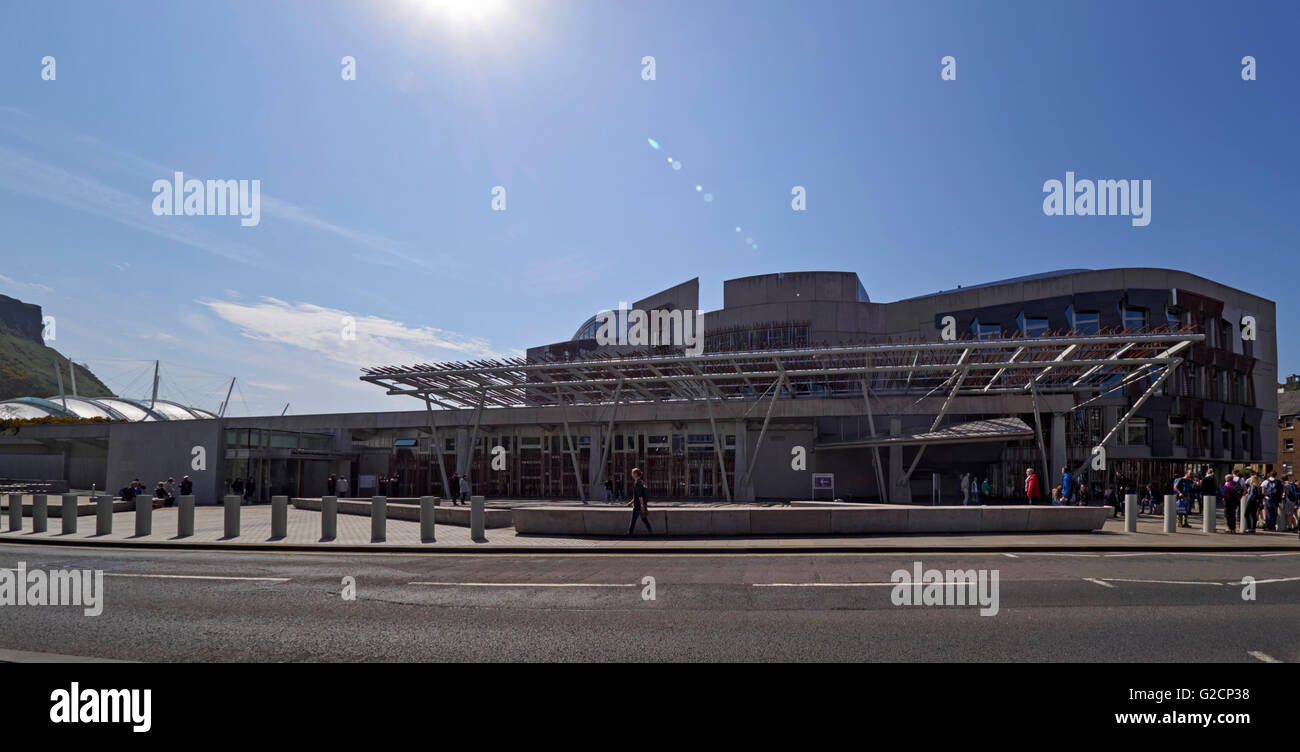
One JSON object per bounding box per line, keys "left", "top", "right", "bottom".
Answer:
{"left": 412, "top": 0, "right": 508, "bottom": 24}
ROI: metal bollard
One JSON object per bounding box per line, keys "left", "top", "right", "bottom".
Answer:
{"left": 135, "top": 495, "right": 152, "bottom": 537}
{"left": 371, "top": 496, "right": 387, "bottom": 542}
{"left": 96, "top": 495, "right": 113, "bottom": 535}
{"left": 420, "top": 496, "right": 436, "bottom": 542}
{"left": 471, "top": 495, "right": 485, "bottom": 540}
{"left": 271, "top": 495, "right": 288, "bottom": 539}
{"left": 223, "top": 494, "right": 240, "bottom": 538}
{"left": 1123, "top": 493, "right": 1137, "bottom": 533}
{"left": 7, "top": 493, "right": 21, "bottom": 532}
{"left": 61, "top": 494, "right": 78, "bottom": 534}
{"left": 32, "top": 494, "right": 47, "bottom": 532}
{"left": 1164, "top": 494, "right": 1177, "bottom": 533}
{"left": 1203, "top": 494, "right": 1216, "bottom": 533}
{"left": 321, "top": 495, "right": 337, "bottom": 541}
{"left": 177, "top": 495, "right": 195, "bottom": 537}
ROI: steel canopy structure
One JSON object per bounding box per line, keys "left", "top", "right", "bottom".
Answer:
{"left": 361, "top": 330, "right": 1204, "bottom": 410}
{"left": 362, "top": 329, "right": 1204, "bottom": 504}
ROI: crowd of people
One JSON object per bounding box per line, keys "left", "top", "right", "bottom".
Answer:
{"left": 1007, "top": 465, "right": 1300, "bottom": 537}
{"left": 118, "top": 475, "right": 193, "bottom": 507}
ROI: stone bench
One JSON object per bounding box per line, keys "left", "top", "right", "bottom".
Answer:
{"left": 513, "top": 504, "right": 1109, "bottom": 537}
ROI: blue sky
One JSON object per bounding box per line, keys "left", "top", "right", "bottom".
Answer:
{"left": 1, "top": 0, "right": 1296, "bottom": 415}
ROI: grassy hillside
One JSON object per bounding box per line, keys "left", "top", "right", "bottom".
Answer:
{"left": 0, "top": 323, "right": 114, "bottom": 401}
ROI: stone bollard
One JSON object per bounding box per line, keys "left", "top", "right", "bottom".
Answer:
{"left": 1164, "top": 494, "right": 1177, "bottom": 533}
{"left": 177, "top": 495, "right": 195, "bottom": 537}
{"left": 420, "top": 496, "right": 436, "bottom": 542}
{"left": 96, "top": 495, "right": 113, "bottom": 535}
{"left": 135, "top": 495, "right": 152, "bottom": 537}
{"left": 32, "top": 494, "right": 47, "bottom": 532}
{"left": 7, "top": 493, "right": 21, "bottom": 532}
{"left": 1123, "top": 493, "right": 1137, "bottom": 533}
{"left": 471, "top": 495, "right": 485, "bottom": 540}
{"left": 271, "top": 495, "right": 288, "bottom": 539}
{"left": 371, "top": 496, "right": 387, "bottom": 542}
{"left": 61, "top": 494, "right": 78, "bottom": 534}
{"left": 223, "top": 494, "right": 240, "bottom": 538}
{"left": 321, "top": 496, "right": 338, "bottom": 541}
{"left": 1203, "top": 494, "right": 1216, "bottom": 533}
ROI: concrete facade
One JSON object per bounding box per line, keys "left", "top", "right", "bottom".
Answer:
{"left": 0, "top": 268, "right": 1279, "bottom": 504}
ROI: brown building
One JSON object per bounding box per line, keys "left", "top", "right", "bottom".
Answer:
{"left": 1278, "top": 376, "right": 1300, "bottom": 477}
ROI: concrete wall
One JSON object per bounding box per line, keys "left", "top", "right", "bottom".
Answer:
{"left": 105, "top": 420, "right": 223, "bottom": 505}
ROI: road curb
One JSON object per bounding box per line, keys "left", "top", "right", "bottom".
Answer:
{"left": 2, "top": 535, "right": 1299, "bottom": 555}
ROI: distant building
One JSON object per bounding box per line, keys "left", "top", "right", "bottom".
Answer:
{"left": 0, "top": 268, "right": 1280, "bottom": 505}
{"left": 1277, "top": 377, "right": 1300, "bottom": 477}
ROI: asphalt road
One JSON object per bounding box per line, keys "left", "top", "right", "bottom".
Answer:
{"left": 1, "top": 543, "right": 1296, "bottom": 662}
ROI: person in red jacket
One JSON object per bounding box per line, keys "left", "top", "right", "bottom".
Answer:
{"left": 1025, "top": 467, "right": 1043, "bottom": 505}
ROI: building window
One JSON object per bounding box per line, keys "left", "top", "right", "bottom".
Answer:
{"left": 1219, "top": 319, "right": 1232, "bottom": 350}
{"left": 1285, "top": 416, "right": 1294, "bottom": 430}
{"left": 1166, "top": 307, "right": 1180, "bottom": 329}
{"left": 1169, "top": 419, "right": 1186, "bottom": 447}
{"left": 1121, "top": 305, "right": 1147, "bottom": 331}
{"left": 1285, "top": 463, "right": 1294, "bottom": 476}
{"left": 1198, "top": 421, "right": 1212, "bottom": 454}
{"left": 1286, "top": 438, "right": 1295, "bottom": 452}
{"left": 1124, "top": 417, "right": 1150, "bottom": 447}
{"left": 1017, "top": 312, "right": 1049, "bottom": 337}
{"left": 1066, "top": 305, "right": 1100, "bottom": 335}
{"left": 1241, "top": 429, "right": 1252, "bottom": 457}
{"left": 1221, "top": 425, "right": 1233, "bottom": 455}
{"left": 970, "top": 318, "right": 1000, "bottom": 340}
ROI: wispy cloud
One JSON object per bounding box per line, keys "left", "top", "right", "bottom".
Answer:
{"left": 0, "top": 110, "right": 433, "bottom": 272}
{"left": 198, "top": 296, "right": 518, "bottom": 367}
{"left": 0, "top": 144, "right": 264, "bottom": 265}
{"left": 0, "top": 273, "right": 54, "bottom": 297}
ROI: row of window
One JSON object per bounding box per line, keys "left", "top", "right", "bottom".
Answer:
{"left": 969, "top": 304, "right": 1249, "bottom": 355}
{"left": 1121, "top": 417, "right": 1254, "bottom": 455}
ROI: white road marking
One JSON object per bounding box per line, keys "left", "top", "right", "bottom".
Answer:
{"left": 1002, "top": 553, "right": 1019, "bottom": 558}
{"left": 0, "top": 568, "right": 289, "bottom": 582}
{"left": 1083, "top": 578, "right": 1115, "bottom": 588}
{"left": 1248, "top": 651, "right": 1282, "bottom": 663}
{"left": 104, "top": 573, "right": 290, "bottom": 582}
{"left": 1233, "top": 576, "right": 1300, "bottom": 585}
{"left": 1100, "top": 578, "right": 1223, "bottom": 586}
{"left": 753, "top": 582, "right": 896, "bottom": 587}
{"left": 409, "top": 581, "right": 635, "bottom": 587}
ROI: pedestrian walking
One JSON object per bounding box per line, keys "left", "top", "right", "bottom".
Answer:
{"left": 961, "top": 472, "right": 971, "bottom": 506}
{"left": 459, "top": 473, "right": 470, "bottom": 504}
{"left": 604, "top": 478, "right": 614, "bottom": 504}
{"left": 1222, "top": 473, "right": 1241, "bottom": 533}
{"left": 1283, "top": 475, "right": 1299, "bottom": 532}
{"left": 327, "top": 474, "right": 337, "bottom": 496}
{"left": 626, "top": 467, "right": 652, "bottom": 536}
{"left": 337, "top": 475, "right": 349, "bottom": 497}
{"left": 1059, "top": 467, "right": 1073, "bottom": 507}
{"left": 1024, "top": 467, "right": 1042, "bottom": 505}
{"left": 1242, "top": 473, "right": 1261, "bottom": 533}
{"left": 980, "top": 478, "right": 990, "bottom": 502}
{"left": 1262, "top": 472, "right": 1281, "bottom": 531}
{"left": 1174, "top": 470, "right": 1195, "bottom": 528}
{"left": 970, "top": 476, "right": 980, "bottom": 505}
